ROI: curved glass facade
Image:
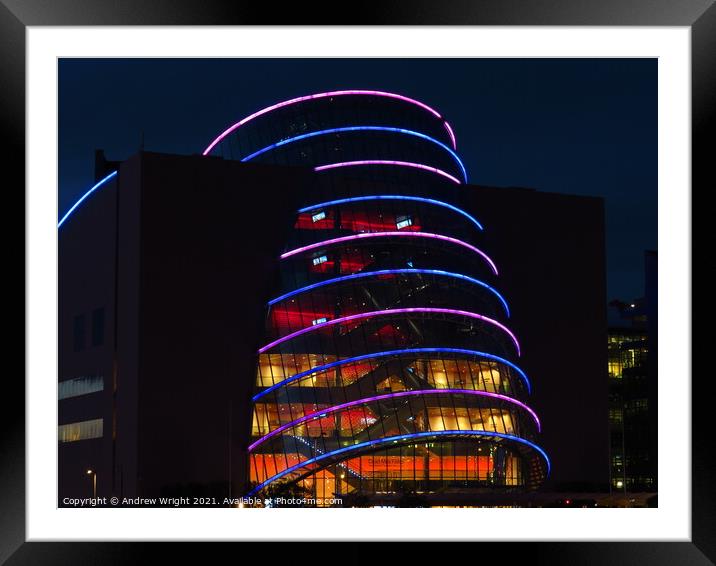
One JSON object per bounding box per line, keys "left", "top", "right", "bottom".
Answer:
{"left": 205, "top": 91, "right": 549, "bottom": 504}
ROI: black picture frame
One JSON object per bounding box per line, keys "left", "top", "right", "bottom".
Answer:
{"left": 4, "top": 1, "right": 711, "bottom": 563}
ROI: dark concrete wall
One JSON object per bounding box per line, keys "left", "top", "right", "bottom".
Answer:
{"left": 58, "top": 174, "right": 118, "bottom": 500}
{"left": 133, "top": 152, "right": 309, "bottom": 497}
{"left": 114, "top": 155, "right": 142, "bottom": 499}
{"left": 461, "top": 185, "right": 609, "bottom": 490}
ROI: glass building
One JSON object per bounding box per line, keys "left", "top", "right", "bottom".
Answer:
{"left": 203, "top": 91, "right": 550, "bottom": 503}
{"left": 608, "top": 297, "right": 655, "bottom": 493}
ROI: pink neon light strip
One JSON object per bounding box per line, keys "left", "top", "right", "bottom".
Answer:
{"left": 314, "top": 160, "right": 461, "bottom": 185}
{"left": 280, "top": 231, "right": 498, "bottom": 275}
{"left": 443, "top": 121, "right": 457, "bottom": 150}
{"left": 258, "top": 307, "right": 520, "bottom": 356}
{"left": 249, "top": 389, "right": 540, "bottom": 451}
{"left": 203, "top": 90, "right": 450, "bottom": 156}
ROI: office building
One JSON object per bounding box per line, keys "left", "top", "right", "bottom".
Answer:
{"left": 59, "top": 91, "right": 608, "bottom": 505}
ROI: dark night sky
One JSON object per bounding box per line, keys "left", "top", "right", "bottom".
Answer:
{"left": 59, "top": 58, "right": 656, "bottom": 302}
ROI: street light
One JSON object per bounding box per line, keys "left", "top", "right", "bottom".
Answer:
{"left": 86, "top": 469, "right": 96, "bottom": 498}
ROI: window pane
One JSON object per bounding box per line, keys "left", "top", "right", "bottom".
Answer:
{"left": 58, "top": 376, "right": 104, "bottom": 400}
{"left": 58, "top": 418, "right": 104, "bottom": 442}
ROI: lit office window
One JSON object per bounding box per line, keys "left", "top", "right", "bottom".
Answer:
{"left": 396, "top": 215, "right": 413, "bottom": 230}
{"left": 58, "top": 418, "right": 104, "bottom": 443}
{"left": 59, "top": 376, "right": 104, "bottom": 400}
{"left": 312, "top": 255, "right": 328, "bottom": 266}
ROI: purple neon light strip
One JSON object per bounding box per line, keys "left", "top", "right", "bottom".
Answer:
{"left": 202, "top": 90, "right": 449, "bottom": 156}
{"left": 249, "top": 389, "right": 540, "bottom": 451}
{"left": 314, "top": 160, "right": 462, "bottom": 185}
{"left": 280, "top": 231, "right": 498, "bottom": 275}
{"left": 443, "top": 121, "right": 457, "bottom": 150}
{"left": 258, "top": 307, "right": 520, "bottom": 356}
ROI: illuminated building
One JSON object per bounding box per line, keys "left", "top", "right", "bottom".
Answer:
{"left": 202, "top": 90, "right": 549, "bottom": 501}
{"left": 607, "top": 251, "right": 658, "bottom": 494}
{"left": 59, "top": 90, "right": 609, "bottom": 506}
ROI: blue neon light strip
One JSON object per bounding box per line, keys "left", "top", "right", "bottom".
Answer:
{"left": 297, "top": 194, "right": 483, "bottom": 231}
{"left": 268, "top": 268, "right": 509, "bottom": 317}
{"left": 253, "top": 347, "right": 531, "bottom": 401}
{"left": 248, "top": 430, "right": 550, "bottom": 495}
{"left": 57, "top": 171, "right": 118, "bottom": 229}
{"left": 241, "top": 126, "right": 468, "bottom": 183}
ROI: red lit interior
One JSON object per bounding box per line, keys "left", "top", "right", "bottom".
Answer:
{"left": 340, "top": 361, "right": 374, "bottom": 381}
{"left": 308, "top": 251, "right": 372, "bottom": 275}
{"left": 295, "top": 211, "right": 334, "bottom": 230}
{"left": 250, "top": 453, "right": 494, "bottom": 480}
{"left": 270, "top": 307, "right": 333, "bottom": 330}
{"left": 295, "top": 209, "right": 421, "bottom": 232}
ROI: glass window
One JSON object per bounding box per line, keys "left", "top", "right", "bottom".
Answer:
{"left": 58, "top": 418, "right": 103, "bottom": 443}
{"left": 312, "top": 255, "right": 328, "bottom": 266}
{"left": 396, "top": 215, "right": 413, "bottom": 230}
{"left": 58, "top": 376, "right": 104, "bottom": 400}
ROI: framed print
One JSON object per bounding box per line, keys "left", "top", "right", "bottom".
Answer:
{"left": 5, "top": 0, "right": 713, "bottom": 563}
